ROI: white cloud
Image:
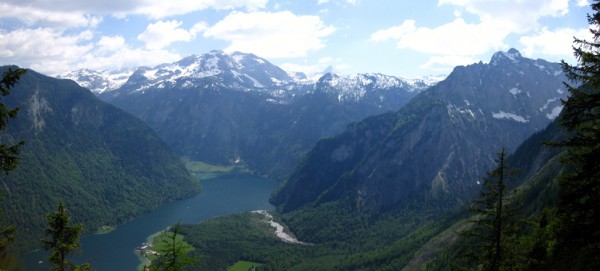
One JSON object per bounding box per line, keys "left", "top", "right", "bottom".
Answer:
{"left": 133, "top": 0, "right": 269, "bottom": 18}
{"left": 371, "top": 0, "right": 575, "bottom": 74}
{"left": 204, "top": 11, "right": 335, "bottom": 58}
{"left": 316, "top": 0, "right": 358, "bottom": 7}
{"left": 190, "top": 22, "right": 209, "bottom": 34}
{"left": 577, "top": 0, "right": 589, "bottom": 7}
{"left": 438, "top": 0, "right": 570, "bottom": 33}
{"left": 279, "top": 56, "right": 348, "bottom": 76}
{"left": 420, "top": 55, "right": 478, "bottom": 71}
{"left": 0, "top": 2, "right": 101, "bottom": 29}
{"left": 80, "top": 47, "right": 180, "bottom": 71}
{"left": 0, "top": 28, "right": 93, "bottom": 73}
{"left": 520, "top": 27, "right": 590, "bottom": 58}
{"left": 371, "top": 18, "right": 508, "bottom": 56}
{"left": 137, "top": 20, "right": 203, "bottom": 50}
{"left": 0, "top": 27, "right": 181, "bottom": 75}
{"left": 97, "top": 35, "right": 126, "bottom": 53}
{"left": 0, "top": 0, "right": 268, "bottom": 28}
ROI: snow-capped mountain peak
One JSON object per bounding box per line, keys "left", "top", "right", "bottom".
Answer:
{"left": 123, "top": 50, "right": 293, "bottom": 92}
{"left": 58, "top": 68, "right": 135, "bottom": 94}
{"left": 490, "top": 48, "right": 523, "bottom": 66}
{"left": 315, "top": 72, "right": 438, "bottom": 102}
{"left": 58, "top": 51, "right": 442, "bottom": 105}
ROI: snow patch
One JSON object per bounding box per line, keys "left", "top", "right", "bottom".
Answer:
{"left": 254, "top": 57, "right": 265, "bottom": 64}
{"left": 447, "top": 104, "right": 475, "bottom": 118}
{"left": 539, "top": 97, "right": 560, "bottom": 112}
{"left": 232, "top": 54, "right": 244, "bottom": 63}
{"left": 509, "top": 87, "right": 521, "bottom": 96}
{"left": 182, "top": 81, "right": 194, "bottom": 89}
{"left": 546, "top": 106, "right": 563, "bottom": 119}
{"left": 535, "top": 63, "right": 546, "bottom": 70}
{"left": 143, "top": 69, "right": 158, "bottom": 80}
{"left": 492, "top": 111, "right": 529, "bottom": 123}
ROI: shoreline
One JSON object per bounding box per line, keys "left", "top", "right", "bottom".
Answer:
{"left": 95, "top": 225, "right": 116, "bottom": 235}
{"left": 135, "top": 230, "right": 162, "bottom": 270}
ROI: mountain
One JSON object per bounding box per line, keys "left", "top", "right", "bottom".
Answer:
{"left": 272, "top": 49, "right": 568, "bottom": 215}
{"left": 58, "top": 68, "right": 135, "bottom": 94}
{"left": 0, "top": 66, "right": 200, "bottom": 250}
{"left": 87, "top": 50, "right": 435, "bottom": 178}
{"left": 166, "top": 49, "right": 570, "bottom": 270}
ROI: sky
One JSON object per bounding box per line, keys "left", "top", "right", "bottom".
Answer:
{"left": 0, "top": 0, "right": 594, "bottom": 78}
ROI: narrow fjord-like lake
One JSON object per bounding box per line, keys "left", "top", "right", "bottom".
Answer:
{"left": 25, "top": 174, "right": 277, "bottom": 271}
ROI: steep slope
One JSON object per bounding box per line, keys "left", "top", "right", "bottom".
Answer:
{"left": 0, "top": 67, "right": 200, "bottom": 250}
{"left": 273, "top": 49, "right": 568, "bottom": 214}
{"left": 98, "top": 51, "right": 431, "bottom": 178}
{"left": 412, "top": 121, "right": 567, "bottom": 270}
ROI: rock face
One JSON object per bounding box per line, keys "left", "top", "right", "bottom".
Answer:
{"left": 271, "top": 49, "right": 569, "bottom": 213}
{"left": 73, "top": 50, "right": 435, "bottom": 178}
{"left": 0, "top": 66, "right": 199, "bottom": 250}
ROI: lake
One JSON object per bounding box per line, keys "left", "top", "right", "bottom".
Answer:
{"left": 24, "top": 173, "right": 277, "bottom": 271}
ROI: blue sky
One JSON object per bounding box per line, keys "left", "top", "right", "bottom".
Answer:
{"left": 0, "top": 0, "right": 593, "bottom": 78}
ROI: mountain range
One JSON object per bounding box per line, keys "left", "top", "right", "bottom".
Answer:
{"left": 60, "top": 50, "right": 440, "bottom": 178}
{"left": 271, "top": 49, "right": 569, "bottom": 240}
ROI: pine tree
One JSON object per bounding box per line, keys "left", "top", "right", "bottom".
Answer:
{"left": 150, "top": 222, "right": 197, "bottom": 271}
{"left": 0, "top": 67, "right": 26, "bottom": 269}
{"left": 0, "top": 67, "right": 26, "bottom": 173}
{"left": 552, "top": 0, "right": 600, "bottom": 269}
{"left": 458, "top": 150, "right": 519, "bottom": 271}
{"left": 42, "top": 201, "right": 90, "bottom": 271}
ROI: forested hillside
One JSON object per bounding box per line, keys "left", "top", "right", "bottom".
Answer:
{"left": 0, "top": 67, "right": 200, "bottom": 251}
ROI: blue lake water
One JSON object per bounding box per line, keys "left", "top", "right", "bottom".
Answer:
{"left": 24, "top": 173, "right": 277, "bottom": 271}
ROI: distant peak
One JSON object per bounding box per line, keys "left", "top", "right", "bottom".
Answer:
{"left": 322, "top": 65, "right": 336, "bottom": 75}
{"left": 490, "top": 48, "right": 523, "bottom": 65}
{"left": 208, "top": 49, "right": 225, "bottom": 55}
{"left": 507, "top": 48, "right": 521, "bottom": 56}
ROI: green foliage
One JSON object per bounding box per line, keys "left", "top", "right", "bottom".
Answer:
{"left": 456, "top": 150, "right": 522, "bottom": 271}
{"left": 42, "top": 201, "right": 90, "bottom": 271}
{"left": 178, "top": 212, "right": 316, "bottom": 270}
{"left": 177, "top": 203, "right": 468, "bottom": 271}
{"left": 0, "top": 68, "right": 26, "bottom": 173}
{"left": 229, "top": 261, "right": 264, "bottom": 271}
{"left": 0, "top": 67, "right": 25, "bottom": 269}
{"left": 0, "top": 67, "right": 26, "bottom": 130}
{"left": 149, "top": 223, "right": 198, "bottom": 271}
{"left": 552, "top": 1, "right": 600, "bottom": 269}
